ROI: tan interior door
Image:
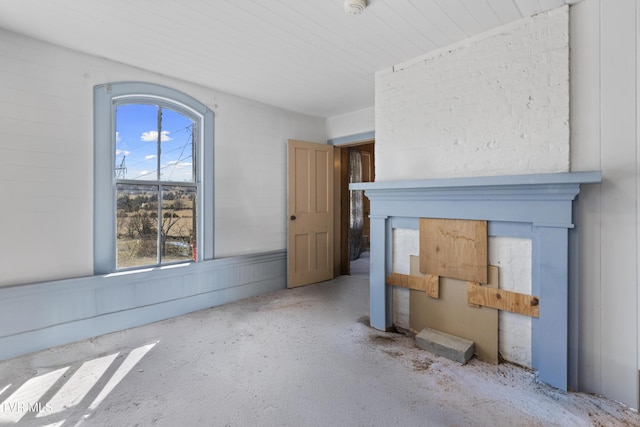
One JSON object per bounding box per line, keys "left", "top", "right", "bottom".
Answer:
{"left": 288, "top": 139, "right": 334, "bottom": 288}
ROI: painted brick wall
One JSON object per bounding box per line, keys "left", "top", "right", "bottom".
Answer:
{"left": 391, "top": 229, "right": 419, "bottom": 329}
{"left": 375, "top": 7, "right": 569, "bottom": 181}
{"left": 489, "top": 237, "right": 532, "bottom": 366}
{"left": 380, "top": 8, "right": 569, "bottom": 368}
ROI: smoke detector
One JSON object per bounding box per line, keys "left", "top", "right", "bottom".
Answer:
{"left": 344, "top": 0, "right": 366, "bottom": 15}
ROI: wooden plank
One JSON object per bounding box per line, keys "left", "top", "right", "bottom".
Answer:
{"left": 420, "top": 218, "right": 487, "bottom": 283}
{"left": 467, "top": 282, "right": 540, "bottom": 318}
{"left": 386, "top": 272, "right": 439, "bottom": 297}
{"left": 410, "top": 257, "right": 499, "bottom": 364}
{"left": 425, "top": 274, "right": 439, "bottom": 299}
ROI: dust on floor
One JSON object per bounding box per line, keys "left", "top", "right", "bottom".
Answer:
{"left": 0, "top": 275, "right": 638, "bottom": 427}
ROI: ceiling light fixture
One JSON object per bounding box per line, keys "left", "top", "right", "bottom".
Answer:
{"left": 344, "top": 0, "right": 366, "bottom": 15}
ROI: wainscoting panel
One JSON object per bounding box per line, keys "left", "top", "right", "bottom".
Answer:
{"left": 0, "top": 251, "right": 286, "bottom": 360}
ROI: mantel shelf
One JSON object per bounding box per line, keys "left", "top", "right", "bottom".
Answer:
{"left": 350, "top": 171, "right": 602, "bottom": 192}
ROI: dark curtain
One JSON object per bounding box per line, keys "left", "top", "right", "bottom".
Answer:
{"left": 349, "top": 148, "right": 363, "bottom": 261}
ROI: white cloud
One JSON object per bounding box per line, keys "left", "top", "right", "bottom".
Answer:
{"left": 116, "top": 131, "right": 122, "bottom": 143}
{"left": 115, "top": 149, "right": 130, "bottom": 156}
{"left": 140, "top": 130, "right": 172, "bottom": 142}
{"left": 165, "top": 161, "right": 192, "bottom": 169}
{"left": 145, "top": 154, "right": 157, "bottom": 161}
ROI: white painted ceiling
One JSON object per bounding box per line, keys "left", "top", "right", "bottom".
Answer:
{"left": 0, "top": 0, "right": 571, "bottom": 117}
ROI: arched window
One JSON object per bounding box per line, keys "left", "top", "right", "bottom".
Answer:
{"left": 94, "top": 82, "right": 214, "bottom": 273}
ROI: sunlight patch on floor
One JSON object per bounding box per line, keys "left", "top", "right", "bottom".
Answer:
{"left": 0, "top": 384, "right": 10, "bottom": 399}
{"left": 0, "top": 367, "right": 68, "bottom": 423}
{"left": 37, "top": 353, "right": 119, "bottom": 417}
{"left": 0, "top": 342, "right": 157, "bottom": 425}
{"left": 87, "top": 342, "right": 156, "bottom": 412}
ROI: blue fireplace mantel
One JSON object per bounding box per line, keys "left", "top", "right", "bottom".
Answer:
{"left": 350, "top": 171, "right": 602, "bottom": 391}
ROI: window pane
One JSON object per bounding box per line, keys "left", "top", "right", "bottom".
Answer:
{"left": 115, "top": 104, "right": 160, "bottom": 181}
{"left": 116, "top": 184, "right": 159, "bottom": 268}
{"left": 160, "top": 108, "right": 195, "bottom": 183}
{"left": 161, "top": 186, "right": 197, "bottom": 262}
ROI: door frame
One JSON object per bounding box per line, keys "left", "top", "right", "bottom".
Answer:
{"left": 332, "top": 139, "right": 375, "bottom": 276}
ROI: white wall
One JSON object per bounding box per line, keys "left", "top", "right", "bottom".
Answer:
{"left": 214, "top": 96, "right": 326, "bottom": 257}
{"left": 0, "top": 28, "right": 326, "bottom": 287}
{"left": 570, "top": 0, "right": 639, "bottom": 409}
{"left": 326, "top": 106, "right": 374, "bottom": 141}
{"left": 376, "top": 8, "right": 568, "bottom": 369}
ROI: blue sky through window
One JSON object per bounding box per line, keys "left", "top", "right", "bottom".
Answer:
{"left": 115, "top": 104, "right": 195, "bottom": 182}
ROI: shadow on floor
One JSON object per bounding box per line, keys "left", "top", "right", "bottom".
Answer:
{"left": 350, "top": 250, "right": 370, "bottom": 276}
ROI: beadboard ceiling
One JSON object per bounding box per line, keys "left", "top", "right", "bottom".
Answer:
{"left": 0, "top": 0, "right": 572, "bottom": 117}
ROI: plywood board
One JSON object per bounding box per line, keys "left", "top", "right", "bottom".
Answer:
{"left": 386, "top": 272, "right": 439, "bottom": 298}
{"left": 410, "top": 256, "right": 499, "bottom": 364}
{"left": 420, "top": 218, "right": 487, "bottom": 283}
{"left": 467, "top": 283, "right": 540, "bottom": 318}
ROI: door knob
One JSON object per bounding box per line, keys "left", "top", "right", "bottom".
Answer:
{"left": 290, "top": 215, "right": 296, "bottom": 220}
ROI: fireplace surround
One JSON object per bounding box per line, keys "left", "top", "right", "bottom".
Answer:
{"left": 350, "top": 171, "right": 601, "bottom": 391}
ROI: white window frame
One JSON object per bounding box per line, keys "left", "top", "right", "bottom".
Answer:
{"left": 94, "top": 82, "right": 214, "bottom": 274}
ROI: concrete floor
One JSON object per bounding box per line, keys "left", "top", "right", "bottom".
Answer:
{"left": 1, "top": 255, "right": 639, "bottom": 426}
